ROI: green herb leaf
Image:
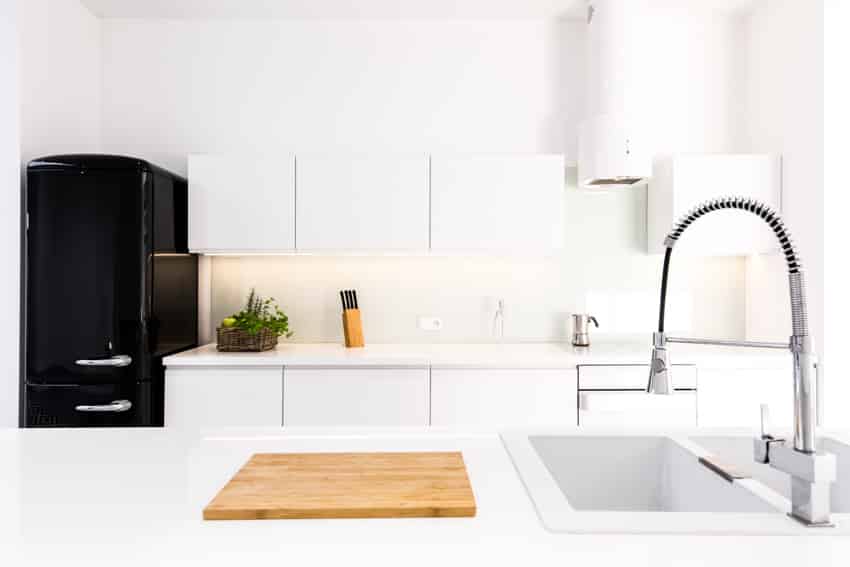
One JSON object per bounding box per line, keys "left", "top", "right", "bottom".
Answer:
{"left": 227, "top": 288, "right": 294, "bottom": 338}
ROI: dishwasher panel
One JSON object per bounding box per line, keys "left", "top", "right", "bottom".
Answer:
{"left": 577, "top": 364, "right": 698, "bottom": 427}
{"left": 578, "top": 390, "right": 697, "bottom": 427}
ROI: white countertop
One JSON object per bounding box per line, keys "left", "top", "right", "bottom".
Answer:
{"left": 164, "top": 341, "right": 791, "bottom": 369}
{"left": 2, "top": 427, "right": 846, "bottom": 567}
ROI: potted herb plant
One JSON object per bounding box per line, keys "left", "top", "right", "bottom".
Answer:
{"left": 216, "top": 289, "right": 294, "bottom": 352}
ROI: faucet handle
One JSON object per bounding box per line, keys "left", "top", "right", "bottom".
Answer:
{"left": 759, "top": 403, "right": 786, "bottom": 443}
{"left": 760, "top": 404, "right": 772, "bottom": 440}
{"left": 755, "top": 404, "right": 786, "bottom": 464}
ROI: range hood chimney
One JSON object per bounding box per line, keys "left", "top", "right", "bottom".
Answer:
{"left": 578, "top": 0, "right": 652, "bottom": 189}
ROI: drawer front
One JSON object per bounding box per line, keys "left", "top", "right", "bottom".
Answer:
{"left": 578, "top": 364, "right": 697, "bottom": 390}
{"left": 578, "top": 391, "right": 697, "bottom": 427}
{"left": 283, "top": 367, "right": 429, "bottom": 427}
{"left": 430, "top": 369, "right": 576, "bottom": 428}
{"left": 165, "top": 367, "right": 283, "bottom": 429}
{"left": 697, "top": 368, "right": 793, "bottom": 428}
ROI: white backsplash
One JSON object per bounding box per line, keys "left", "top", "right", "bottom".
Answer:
{"left": 210, "top": 188, "right": 747, "bottom": 343}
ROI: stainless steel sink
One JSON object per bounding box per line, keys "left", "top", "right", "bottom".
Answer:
{"left": 502, "top": 430, "right": 850, "bottom": 535}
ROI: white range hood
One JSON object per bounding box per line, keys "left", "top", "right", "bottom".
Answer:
{"left": 578, "top": 0, "right": 653, "bottom": 189}
{"left": 578, "top": 115, "right": 650, "bottom": 189}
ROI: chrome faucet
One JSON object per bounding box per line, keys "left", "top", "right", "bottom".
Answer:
{"left": 647, "top": 197, "right": 836, "bottom": 527}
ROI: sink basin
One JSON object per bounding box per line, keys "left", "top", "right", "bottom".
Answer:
{"left": 502, "top": 430, "right": 850, "bottom": 535}
{"left": 691, "top": 434, "right": 850, "bottom": 514}
{"left": 530, "top": 435, "right": 776, "bottom": 513}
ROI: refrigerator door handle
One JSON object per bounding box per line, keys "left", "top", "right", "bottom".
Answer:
{"left": 75, "top": 399, "right": 133, "bottom": 413}
{"left": 75, "top": 355, "right": 132, "bottom": 367}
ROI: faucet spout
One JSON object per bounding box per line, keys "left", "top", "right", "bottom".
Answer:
{"left": 650, "top": 196, "right": 832, "bottom": 526}
{"left": 654, "top": 197, "right": 813, "bottom": 450}
{"left": 646, "top": 332, "right": 673, "bottom": 395}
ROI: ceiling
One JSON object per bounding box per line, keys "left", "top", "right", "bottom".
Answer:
{"left": 80, "top": 0, "right": 589, "bottom": 20}
{"left": 79, "top": 0, "right": 756, "bottom": 21}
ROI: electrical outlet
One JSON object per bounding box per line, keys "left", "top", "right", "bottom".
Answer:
{"left": 418, "top": 316, "right": 443, "bottom": 331}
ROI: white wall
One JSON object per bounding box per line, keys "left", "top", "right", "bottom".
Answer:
{"left": 99, "top": 14, "right": 750, "bottom": 343}
{"left": 742, "top": 2, "right": 823, "bottom": 350}
{"left": 824, "top": 0, "right": 848, "bottom": 426}
{"left": 1, "top": 0, "right": 21, "bottom": 427}
{"left": 19, "top": 0, "right": 102, "bottom": 162}
{"left": 101, "top": 19, "right": 576, "bottom": 174}
{"left": 641, "top": 1, "right": 749, "bottom": 156}
{"left": 208, "top": 189, "right": 745, "bottom": 344}
{"left": 11, "top": 0, "right": 101, "bottom": 426}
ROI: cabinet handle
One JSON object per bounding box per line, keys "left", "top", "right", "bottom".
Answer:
{"left": 75, "top": 400, "right": 133, "bottom": 413}
{"left": 75, "top": 355, "right": 132, "bottom": 367}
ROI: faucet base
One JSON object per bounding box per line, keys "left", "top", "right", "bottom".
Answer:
{"left": 753, "top": 439, "right": 836, "bottom": 527}
{"left": 787, "top": 513, "right": 834, "bottom": 528}
{"left": 790, "top": 477, "right": 834, "bottom": 527}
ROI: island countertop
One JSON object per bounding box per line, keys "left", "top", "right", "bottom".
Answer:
{"left": 1, "top": 427, "right": 846, "bottom": 567}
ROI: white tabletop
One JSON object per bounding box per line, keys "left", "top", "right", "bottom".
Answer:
{"left": 1, "top": 426, "right": 847, "bottom": 567}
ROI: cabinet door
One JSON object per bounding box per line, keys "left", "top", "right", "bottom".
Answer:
{"left": 648, "top": 154, "right": 781, "bottom": 255}
{"left": 283, "top": 367, "right": 429, "bottom": 427}
{"left": 430, "top": 155, "right": 565, "bottom": 253}
{"left": 295, "top": 155, "right": 429, "bottom": 251}
{"left": 578, "top": 365, "right": 697, "bottom": 390}
{"left": 188, "top": 155, "right": 295, "bottom": 252}
{"left": 697, "top": 368, "right": 793, "bottom": 429}
{"left": 165, "top": 367, "right": 283, "bottom": 429}
{"left": 578, "top": 391, "right": 697, "bottom": 427}
{"left": 430, "top": 369, "right": 577, "bottom": 428}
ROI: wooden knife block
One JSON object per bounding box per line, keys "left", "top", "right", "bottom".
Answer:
{"left": 342, "top": 309, "right": 365, "bottom": 348}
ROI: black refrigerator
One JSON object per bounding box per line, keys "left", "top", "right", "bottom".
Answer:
{"left": 22, "top": 154, "right": 198, "bottom": 427}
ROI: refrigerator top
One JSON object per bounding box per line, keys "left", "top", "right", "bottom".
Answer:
{"left": 28, "top": 154, "right": 185, "bottom": 182}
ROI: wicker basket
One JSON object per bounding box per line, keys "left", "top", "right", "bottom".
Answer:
{"left": 216, "top": 327, "right": 278, "bottom": 352}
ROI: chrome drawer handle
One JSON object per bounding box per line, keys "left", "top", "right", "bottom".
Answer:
{"left": 75, "top": 355, "right": 132, "bottom": 367}
{"left": 75, "top": 399, "right": 133, "bottom": 413}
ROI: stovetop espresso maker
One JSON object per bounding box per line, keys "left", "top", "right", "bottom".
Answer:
{"left": 571, "top": 314, "right": 599, "bottom": 347}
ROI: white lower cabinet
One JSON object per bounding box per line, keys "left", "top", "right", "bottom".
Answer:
{"left": 165, "top": 367, "right": 283, "bottom": 429}
{"left": 430, "top": 369, "right": 577, "bottom": 428}
{"left": 164, "top": 361, "right": 787, "bottom": 431}
{"left": 578, "top": 391, "right": 698, "bottom": 427}
{"left": 283, "top": 367, "right": 429, "bottom": 427}
{"left": 697, "top": 368, "right": 793, "bottom": 429}
{"left": 577, "top": 365, "right": 698, "bottom": 427}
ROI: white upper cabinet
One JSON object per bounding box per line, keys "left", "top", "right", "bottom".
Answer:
{"left": 188, "top": 153, "right": 564, "bottom": 254}
{"left": 295, "top": 154, "right": 429, "bottom": 251}
{"left": 647, "top": 154, "right": 782, "bottom": 255}
{"left": 188, "top": 154, "right": 295, "bottom": 253}
{"left": 430, "top": 155, "right": 566, "bottom": 253}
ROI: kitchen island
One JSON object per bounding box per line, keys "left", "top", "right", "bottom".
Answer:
{"left": 1, "top": 427, "right": 847, "bottom": 567}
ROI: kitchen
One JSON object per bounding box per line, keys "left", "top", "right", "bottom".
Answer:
{"left": 1, "top": 0, "right": 846, "bottom": 565}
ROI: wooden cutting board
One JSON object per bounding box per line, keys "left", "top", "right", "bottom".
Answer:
{"left": 203, "top": 452, "right": 477, "bottom": 520}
